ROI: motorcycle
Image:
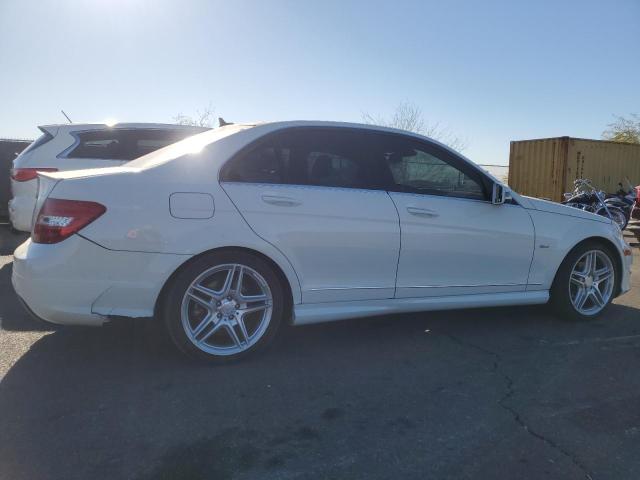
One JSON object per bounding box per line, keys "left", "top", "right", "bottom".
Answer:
{"left": 615, "top": 178, "right": 640, "bottom": 220}
{"left": 562, "top": 179, "right": 629, "bottom": 230}
{"left": 604, "top": 180, "right": 636, "bottom": 221}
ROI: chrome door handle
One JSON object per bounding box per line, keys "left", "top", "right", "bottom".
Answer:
{"left": 406, "top": 206, "right": 439, "bottom": 217}
{"left": 261, "top": 195, "right": 302, "bottom": 207}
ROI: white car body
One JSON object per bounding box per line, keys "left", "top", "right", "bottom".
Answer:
{"left": 8, "top": 123, "right": 208, "bottom": 231}
{"left": 12, "top": 121, "right": 633, "bottom": 331}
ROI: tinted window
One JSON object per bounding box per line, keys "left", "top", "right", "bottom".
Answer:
{"left": 224, "top": 145, "right": 289, "bottom": 184}
{"left": 382, "top": 139, "right": 487, "bottom": 200}
{"left": 67, "top": 129, "right": 199, "bottom": 160}
{"left": 133, "top": 129, "right": 196, "bottom": 157}
{"left": 221, "top": 128, "right": 381, "bottom": 189}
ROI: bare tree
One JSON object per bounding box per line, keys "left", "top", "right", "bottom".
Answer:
{"left": 173, "top": 102, "right": 216, "bottom": 128}
{"left": 602, "top": 114, "right": 640, "bottom": 144}
{"left": 362, "top": 101, "right": 468, "bottom": 152}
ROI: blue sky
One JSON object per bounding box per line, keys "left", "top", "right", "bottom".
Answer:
{"left": 0, "top": 0, "right": 638, "bottom": 165}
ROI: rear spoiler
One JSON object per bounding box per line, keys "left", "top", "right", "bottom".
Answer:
{"left": 38, "top": 125, "right": 60, "bottom": 137}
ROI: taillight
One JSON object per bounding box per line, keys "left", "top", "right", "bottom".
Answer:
{"left": 10, "top": 168, "right": 58, "bottom": 182}
{"left": 32, "top": 198, "right": 106, "bottom": 244}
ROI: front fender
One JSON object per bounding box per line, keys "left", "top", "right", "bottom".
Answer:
{"left": 527, "top": 210, "right": 627, "bottom": 291}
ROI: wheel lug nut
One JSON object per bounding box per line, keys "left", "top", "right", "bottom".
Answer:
{"left": 216, "top": 301, "right": 221, "bottom": 306}
{"left": 217, "top": 313, "right": 222, "bottom": 318}
{"left": 235, "top": 304, "right": 240, "bottom": 309}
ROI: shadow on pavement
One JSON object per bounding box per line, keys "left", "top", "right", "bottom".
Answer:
{"left": 0, "top": 262, "right": 56, "bottom": 332}
{"left": 0, "top": 226, "right": 28, "bottom": 256}
{"left": 0, "top": 227, "right": 53, "bottom": 331}
{"left": 1, "top": 300, "right": 640, "bottom": 480}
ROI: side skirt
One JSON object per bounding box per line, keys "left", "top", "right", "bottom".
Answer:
{"left": 292, "top": 290, "right": 549, "bottom": 326}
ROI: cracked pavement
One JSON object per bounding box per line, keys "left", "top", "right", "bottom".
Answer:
{"left": 1, "top": 226, "right": 639, "bottom": 480}
{"left": 445, "top": 333, "right": 594, "bottom": 479}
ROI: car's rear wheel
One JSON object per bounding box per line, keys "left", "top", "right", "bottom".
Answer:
{"left": 162, "top": 250, "right": 285, "bottom": 363}
{"left": 551, "top": 242, "right": 618, "bottom": 320}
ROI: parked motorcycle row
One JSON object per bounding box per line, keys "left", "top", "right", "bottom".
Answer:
{"left": 562, "top": 178, "right": 640, "bottom": 230}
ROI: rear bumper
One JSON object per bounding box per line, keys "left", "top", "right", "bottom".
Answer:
{"left": 15, "top": 292, "right": 58, "bottom": 327}
{"left": 12, "top": 235, "right": 190, "bottom": 326}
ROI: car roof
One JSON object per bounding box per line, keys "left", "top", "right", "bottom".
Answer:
{"left": 248, "top": 119, "right": 462, "bottom": 153}
{"left": 253, "top": 120, "right": 410, "bottom": 134}
{"left": 39, "top": 123, "right": 211, "bottom": 132}
{"left": 248, "top": 120, "right": 454, "bottom": 145}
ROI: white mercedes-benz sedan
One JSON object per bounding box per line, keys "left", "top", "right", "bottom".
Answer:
{"left": 12, "top": 121, "right": 633, "bottom": 362}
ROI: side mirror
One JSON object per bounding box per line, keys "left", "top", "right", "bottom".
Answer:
{"left": 491, "top": 183, "right": 511, "bottom": 205}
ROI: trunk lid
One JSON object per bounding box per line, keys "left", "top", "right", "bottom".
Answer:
{"left": 32, "top": 167, "right": 135, "bottom": 226}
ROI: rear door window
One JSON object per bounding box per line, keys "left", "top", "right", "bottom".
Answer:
{"left": 221, "top": 127, "right": 385, "bottom": 190}
{"left": 66, "top": 129, "right": 199, "bottom": 161}
{"left": 66, "top": 130, "right": 123, "bottom": 159}
{"left": 131, "top": 129, "right": 198, "bottom": 157}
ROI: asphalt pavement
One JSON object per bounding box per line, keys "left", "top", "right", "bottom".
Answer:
{"left": 1, "top": 224, "right": 639, "bottom": 480}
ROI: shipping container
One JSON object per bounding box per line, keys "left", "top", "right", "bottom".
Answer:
{"left": 508, "top": 137, "right": 640, "bottom": 202}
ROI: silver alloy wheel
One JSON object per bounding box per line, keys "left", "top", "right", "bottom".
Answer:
{"left": 180, "top": 263, "right": 273, "bottom": 356}
{"left": 569, "top": 250, "right": 614, "bottom": 316}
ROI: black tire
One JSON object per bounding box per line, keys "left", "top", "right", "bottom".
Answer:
{"left": 161, "top": 250, "right": 286, "bottom": 363}
{"left": 550, "top": 241, "right": 619, "bottom": 321}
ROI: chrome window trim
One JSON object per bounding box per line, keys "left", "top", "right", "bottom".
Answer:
{"left": 219, "top": 181, "right": 388, "bottom": 195}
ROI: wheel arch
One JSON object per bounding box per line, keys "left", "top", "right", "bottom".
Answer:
{"left": 154, "top": 246, "right": 297, "bottom": 322}
{"left": 552, "top": 235, "right": 623, "bottom": 296}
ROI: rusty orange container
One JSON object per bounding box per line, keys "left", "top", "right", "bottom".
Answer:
{"left": 508, "top": 137, "right": 640, "bottom": 202}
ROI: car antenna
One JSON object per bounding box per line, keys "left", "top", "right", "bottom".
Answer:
{"left": 61, "top": 109, "right": 73, "bottom": 123}
{"left": 218, "top": 117, "right": 233, "bottom": 127}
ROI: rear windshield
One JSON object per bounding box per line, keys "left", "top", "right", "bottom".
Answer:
{"left": 65, "top": 128, "right": 206, "bottom": 161}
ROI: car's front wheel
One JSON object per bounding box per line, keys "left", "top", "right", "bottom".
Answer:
{"left": 551, "top": 242, "right": 618, "bottom": 320}
{"left": 162, "top": 250, "right": 285, "bottom": 363}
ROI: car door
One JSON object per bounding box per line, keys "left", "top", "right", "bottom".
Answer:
{"left": 379, "top": 134, "right": 535, "bottom": 298}
{"left": 220, "top": 127, "right": 401, "bottom": 303}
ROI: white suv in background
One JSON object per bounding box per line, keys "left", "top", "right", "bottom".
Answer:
{"left": 9, "top": 123, "right": 208, "bottom": 231}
